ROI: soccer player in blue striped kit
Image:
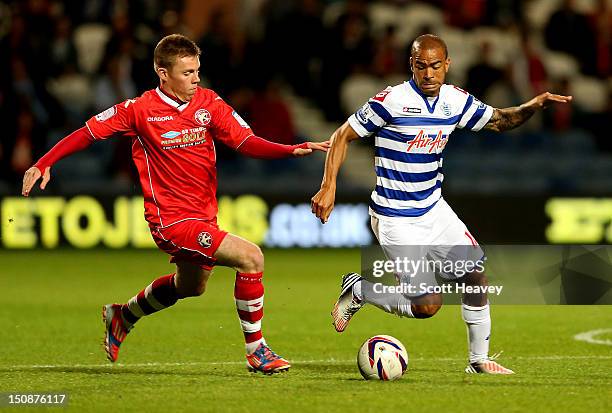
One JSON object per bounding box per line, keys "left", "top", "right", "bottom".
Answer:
{"left": 311, "top": 34, "right": 572, "bottom": 374}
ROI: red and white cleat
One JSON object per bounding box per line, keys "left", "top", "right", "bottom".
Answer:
{"left": 102, "top": 304, "right": 132, "bottom": 363}
{"left": 246, "top": 343, "right": 291, "bottom": 374}
{"left": 465, "top": 353, "right": 515, "bottom": 375}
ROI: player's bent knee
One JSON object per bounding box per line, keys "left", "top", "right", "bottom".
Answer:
{"left": 242, "top": 245, "right": 264, "bottom": 273}
{"left": 177, "top": 280, "right": 207, "bottom": 298}
{"left": 193, "top": 281, "right": 207, "bottom": 296}
{"left": 412, "top": 303, "right": 442, "bottom": 319}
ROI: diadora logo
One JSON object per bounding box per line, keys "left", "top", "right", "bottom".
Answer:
{"left": 161, "top": 131, "right": 181, "bottom": 139}
{"left": 147, "top": 116, "right": 174, "bottom": 122}
{"left": 194, "top": 109, "right": 211, "bottom": 126}
{"left": 402, "top": 107, "right": 421, "bottom": 114}
{"left": 406, "top": 130, "right": 448, "bottom": 153}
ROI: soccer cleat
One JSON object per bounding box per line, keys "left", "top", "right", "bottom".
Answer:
{"left": 331, "top": 272, "right": 364, "bottom": 333}
{"left": 465, "top": 352, "right": 515, "bottom": 374}
{"left": 246, "top": 342, "right": 291, "bottom": 374}
{"left": 102, "top": 304, "right": 132, "bottom": 363}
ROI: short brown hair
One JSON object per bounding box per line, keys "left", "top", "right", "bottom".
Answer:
{"left": 154, "top": 34, "right": 201, "bottom": 70}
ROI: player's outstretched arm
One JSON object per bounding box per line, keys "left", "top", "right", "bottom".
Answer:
{"left": 236, "top": 136, "right": 329, "bottom": 159}
{"left": 311, "top": 122, "right": 360, "bottom": 224}
{"left": 484, "top": 92, "right": 572, "bottom": 132}
{"left": 22, "top": 166, "right": 51, "bottom": 197}
{"left": 292, "top": 141, "right": 331, "bottom": 157}
{"left": 22, "top": 126, "right": 95, "bottom": 196}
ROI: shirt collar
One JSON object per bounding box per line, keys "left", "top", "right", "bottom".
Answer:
{"left": 408, "top": 79, "right": 440, "bottom": 114}
{"left": 155, "top": 87, "right": 191, "bottom": 112}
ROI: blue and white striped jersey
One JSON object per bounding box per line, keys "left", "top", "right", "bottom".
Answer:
{"left": 347, "top": 79, "right": 493, "bottom": 219}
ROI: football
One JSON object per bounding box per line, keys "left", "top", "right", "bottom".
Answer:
{"left": 357, "top": 335, "right": 409, "bottom": 381}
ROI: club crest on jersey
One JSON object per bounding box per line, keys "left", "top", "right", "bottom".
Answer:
{"left": 194, "top": 109, "right": 211, "bottom": 126}
{"left": 95, "top": 106, "right": 117, "bottom": 122}
{"left": 197, "top": 231, "right": 213, "bottom": 248}
{"left": 441, "top": 102, "right": 452, "bottom": 116}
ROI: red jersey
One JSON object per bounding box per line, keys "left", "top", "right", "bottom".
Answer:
{"left": 86, "top": 86, "right": 253, "bottom": 227}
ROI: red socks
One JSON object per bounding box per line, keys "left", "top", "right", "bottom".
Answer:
{"left": 121, "top": 273, "right": 179, "bottom": 326}
{"left": 234, "top": 272, "right": 265, "bottom": 353}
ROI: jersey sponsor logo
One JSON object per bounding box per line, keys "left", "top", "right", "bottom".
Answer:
{"left": 194, "top": 109, "right": 211, "bottom": 126}
{"left": 441, "top": 102, "right": 452, "bottom": 116}
{"left": 161, "top": 131, "right": 181, "bottom": 139}
{"left": 356, "top": 104, "right": 374, "bottom": 124}
{"left": 406, "top": 130, "right": 448, "bottom": 153}
{"left": 371, "top": 86, "right": 392, "bottom": 102}
{"left": 147, "top": 116, "right": 174, "bottom": 122}
{"left": 232, "top": 110, "right": 250, "bottom": 128}
{"left": 95, "top": 106, "right": 117, "bottom": 122}
{"left": 161, "top": 127, "right": 207, "bottom": 150}
{"left": 402, "top": 107, "right": 421, "bottom": 114}
{"left": 197, "top": 231, "right": 213, "bottom": 248}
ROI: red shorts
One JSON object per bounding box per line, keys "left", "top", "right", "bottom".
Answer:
{"left": 150, "top": 220, "right": 228, "bottom": 271}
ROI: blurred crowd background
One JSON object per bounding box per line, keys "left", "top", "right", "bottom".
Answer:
{"left": 0, "top": 0, "right": 610, "bottom": 196}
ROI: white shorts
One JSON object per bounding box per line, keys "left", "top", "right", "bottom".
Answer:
{"left": 370, "top": 198, "right": 484, "bottom": 295}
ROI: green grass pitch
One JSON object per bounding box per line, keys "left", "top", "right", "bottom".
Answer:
{"left": 0, "top": 249, "right": 610, "bottom": 412}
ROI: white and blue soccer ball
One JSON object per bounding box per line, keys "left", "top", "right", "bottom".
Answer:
{"left": 357, "top": 335, "right": 408, "bottom": 381}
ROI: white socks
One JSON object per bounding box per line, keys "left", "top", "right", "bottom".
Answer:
{"left": 245, "top": 338, "right": 265, "bottom": 355}
{"left": 461, "top": 303, "right": 491, "bottom": 363}
{"left": 359, "top": 280, "right": 414, "bottom": 318}
{"left": 353, "top": 279, "right": 363, "bottom": 301}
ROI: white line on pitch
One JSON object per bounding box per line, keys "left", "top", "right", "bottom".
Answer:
{"left": 574, "top": 328, "right": 612, "bottom": 346}
{"left": 3, "top": 355, "right": 612, "bottom": 370}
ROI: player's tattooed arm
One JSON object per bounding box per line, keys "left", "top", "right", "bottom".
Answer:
{"left": 484, "top": 92, "right": 572, "bottom": 132}
{"left": 484, "top": 106, "right": 536, "bottom": 132}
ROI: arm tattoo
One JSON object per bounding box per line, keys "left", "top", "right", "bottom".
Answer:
{"left": 484, "top": 106, "right": 536, "bottom": 132}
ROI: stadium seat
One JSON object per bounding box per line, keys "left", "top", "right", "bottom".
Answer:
{"left": 470, "top": 27, "right": 519, "bottom": 68}
{"left": 524, "top": 0, "right": 563, "bottom": 30}
{"left": 396, "top": 3, "right": 444, "bottom": 47}
{"left": 540, "top": 51, "right": 579, "bottom": 79}
{"left": 571, "top": 76, "right": 608, "bottom": 113}
{"left": 46, "top": 74, "right": 93, "bottom": 114}
{"left": 340, "top": 73, "right": 384, "bottom": 117}
{"left": 436, "top": 27, "right": 476, "bottom": 85}
{"left": 73, "top": 23, "right": 111, "bottom": 75}
{"left": 369, "top": 3, "right": 401, "bottom": 37}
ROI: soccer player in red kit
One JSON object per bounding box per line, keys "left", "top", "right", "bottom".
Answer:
{"left": 21, "top": 34, "right": 329, "bottom": 374}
